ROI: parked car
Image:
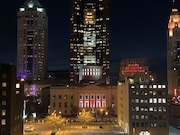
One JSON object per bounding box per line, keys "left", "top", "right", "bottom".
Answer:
{"left": 24, "top": 126, "right": 34, "bottom": 132}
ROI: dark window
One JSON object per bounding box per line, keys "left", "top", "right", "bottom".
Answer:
{"left": 65, "top": 102, "right": 67, "bottom": 107}
{"left": 53, "top": 102, "right": 55, "bottom": 107}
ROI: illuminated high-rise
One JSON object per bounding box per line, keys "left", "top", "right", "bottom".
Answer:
{"left": 17, "top": 0, "right": 48, "bottom": 82}
{"left": 70, "top": 0, "right": 110, "bottom": 85}
{"left": 167, "top": 2, "right": 180, "bottom": 98}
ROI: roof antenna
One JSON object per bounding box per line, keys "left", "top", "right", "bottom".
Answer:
{"left": 173, "top": 0, "right": 175, "bottom": 8}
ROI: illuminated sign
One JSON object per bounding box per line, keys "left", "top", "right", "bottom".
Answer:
{"left": 122, "top": 64, "right": 145, "bottom": 73}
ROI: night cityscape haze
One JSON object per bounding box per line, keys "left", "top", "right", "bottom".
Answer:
{"left": 1, "top": 0, "right": 180, "bottom": 135}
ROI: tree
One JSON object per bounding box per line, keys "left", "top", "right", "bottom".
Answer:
{"left": 44, "top": 114, "right": 66, "bottom": 134}
{"left": 77, "top": 110, "right": 94, "bottom": 127}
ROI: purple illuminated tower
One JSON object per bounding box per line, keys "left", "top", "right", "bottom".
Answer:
{"left": 17, "top": 0, "right": 48, "bottom": 82}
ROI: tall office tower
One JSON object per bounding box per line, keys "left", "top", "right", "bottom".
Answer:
{"left": 117, "top": 78, "right": 169, "bottom": 135}
{"left": 0, "top": 64, "right": 24, "bottom": 135}
{"left": 167, "top": 1, "right": 180, "bottom": 98}
{"left": 17, "top": 0, "right": 48, "bottom": 82}
{"left": 70, "top": 0, "right": 110, "bottom": 85}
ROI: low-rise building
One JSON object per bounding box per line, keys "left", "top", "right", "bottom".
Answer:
{"left": 49, "top": 84, "right": 117, "bottom": 120}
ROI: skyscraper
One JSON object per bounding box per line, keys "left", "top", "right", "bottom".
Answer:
{"left": 70, "top": 0, "right": 110, "bottom": 85}
{"left": 167, "top": 1, "right": 180, "bottom": 98}
{"left": 17, "top": 0, "right": 48, "bottom": 82}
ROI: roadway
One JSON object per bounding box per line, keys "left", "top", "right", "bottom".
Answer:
{"left": 23, "top": 121, "right": 125, "bottom": 135}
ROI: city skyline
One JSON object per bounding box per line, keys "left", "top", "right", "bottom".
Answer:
{"left": 0, "top": 0, "right": 177, "bottom": 83}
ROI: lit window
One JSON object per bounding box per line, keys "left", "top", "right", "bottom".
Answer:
{"left": 102, "top": 101, "right": 106, "bottom": 108}
{"left": 135, "top": 107, "right": 139, "bottom": 111}
{"left": 64, "top": 95, "right": 68, "bottom": 100}
{"left": 162, "top": 98, "right": 166, "bottom": 103}
{"left": 136, "top": 115, "right": 139, "bottom": 119}
{"left": 153, "top": 98, "right": 157, "bottom": 103}
{"left": 2, "top": 110, "right": 6, "bottom": 116}
{"left": 153, "top": 85, "right": 157, "bottom": 88}
{"left": 149, "top": 98, "right": 153, "bottom": 103}
{"left": 135, "top": 99, "right": 139, "bottom": 103}
{"left": 158, "top": 85, "right": 162, "bottom": 88}
{"left": 2, "top": 82, "right": 7, "bottom": 87}
{"left": 158, "top": 107, "right": 162, "bottom": 112}
{"left": 149, "top": 107, "right": 153, "bottom": 111}
{"left": 79, "top": 101, "right": 83, "bottom": 108}
{"left": 1, "top": 119, "right": 6, "bottom": 125}
{"left": 153, "top": 91, "right": 157, "bottom": 95}
{"left": 52, "top": 95, "right": 56, "bottom": 99}
{"left": 16, "top": 83, "right": 20, "bottom": 88}
{"left": 140, "top": 85, "right": 144, "bottom": 88}
{"left": 139, "top": 131, "right": 151, "bottom": 135}
{"left": 16, "top": 91, "right": 20, "bottom": 94}
{"left": 163, "top": 107, "right": 167, "bottom": 112}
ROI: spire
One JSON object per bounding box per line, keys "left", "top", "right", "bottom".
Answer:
{"left": 171, "top": 0, "right": 179, "bottom": 14}
{"left": 172, "top": 0, "right": 175, "bottom": 8}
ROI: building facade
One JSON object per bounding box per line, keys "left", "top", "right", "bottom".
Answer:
{"left": 167, "top": 3, "right": 180, "bottom": 98}
{"left": 0, "top": 64, "right": 24, "bottom": 135}
{"left": 117, "top": 78, "right": 169, "bottom": 135}
{"left": 17, "top": 0, "right": 48, "bottom": 82}
{"left": 70, "top": 0, "right": 110, "bottom": 85}
{"left": 50, "top": 84, "right": 117, "bottom": 119}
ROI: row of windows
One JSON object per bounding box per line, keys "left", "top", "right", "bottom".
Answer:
{"left": 132, "top": 115, "right": 166, "bottom": 120}
{"left": 79, "top": 101, "right": 106, "bottom": 108}
{"left": 132, "top": 90, "right": 166, "bottom": 96}
{"left": 131, "top": 84, "right": 166, "bottom": 89}
{"left": 131, "top": 98, "right": 166, "bottom": 104}
{"left": 79, "top": 94, "right": 106, "bottom": 100}
{"left": 131, "top": 106, "right": 167, "bottom": 112}
{"left": 52, "top": 95, "right": 73, "bottom": 100}
{"left": 52, "top": 102, "right": 73, "bottom": 108}
{"left": 2, "top": 82, "right": 21, "bottom": 89}
{"left": 132, "top": 122, "right": 167, "bottom": 128}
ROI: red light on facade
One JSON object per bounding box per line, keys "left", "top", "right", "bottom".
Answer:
{"left": 121, "top": 64, "right": 145, "bottom": 73}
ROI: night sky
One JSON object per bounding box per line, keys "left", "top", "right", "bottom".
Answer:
{"left": 0, "top": 0, "right": 177, "bottom": 84}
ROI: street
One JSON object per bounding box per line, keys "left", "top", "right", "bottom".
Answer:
{"left": 23, "top": 122, "right": 125, "bottom": 135}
